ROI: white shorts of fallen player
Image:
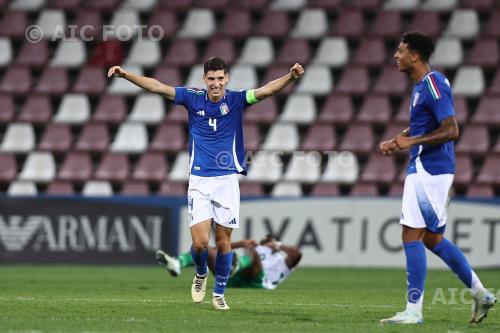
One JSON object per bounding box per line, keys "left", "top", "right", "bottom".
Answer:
{"left": 400, "top": 166, "right": 454, "bottom": 234}
{"left": 187, "top": 174, "right": 240, "bottom": 228}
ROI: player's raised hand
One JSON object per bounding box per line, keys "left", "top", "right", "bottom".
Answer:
{"left": 107, "top": 66, "right": 127, "bottom": 78}
{"left": 290, "top": 63, "right": 304, "bottom": 80}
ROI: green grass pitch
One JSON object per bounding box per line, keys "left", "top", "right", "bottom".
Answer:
{"left": 0, "top": 265, "right": 498, "bottom": 332}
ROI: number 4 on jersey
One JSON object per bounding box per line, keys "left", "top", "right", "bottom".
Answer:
{"left": 209, "top": 118, "right": 217, "bottom": 131}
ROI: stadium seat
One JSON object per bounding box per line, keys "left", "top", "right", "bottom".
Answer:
{"left": 0, "top": 153, "right": 17, "bottom": 182}
{"left": 291, "top": 9, "right": 328, "bottom": 39}
{"left": 11, "top": 0, "right": 46, "bottom": 11}
{"left": 84, "top": 0, "right": 121, "bottom": 11}
{"left": 53, "top": 94, "right": 90, "bottom": 124}
{"left": 452, "top": 66, "right": 484, "bottom": 97}
{"left": 233, "top": 0, "right": 268, "bottom": 11}
{"left": 318, "top": 94, "right": 354, "bottom": 125}
{"left": 260, "top": 66, "right": 295, "bottom": 95}
{"left": 58, "top": 152, "right": 93, "bottom": 182}
{"left": 196, "top": 0, "right": 230, "bottom": 11}
{"left": 420, "top": 0, "right": 457, "bottom": 11}
{"left": 369, "top": 10, "right": 401, "bottom": 39}
{"left": 158, "top": 181, "right": 187, "bottom": 196}
{"left": 0, "top": 94, "right": 15, "bottom": 124}
{"left": 465, "top": 38, "right": 498, "bottom": 68}
{"left": 301, "top": 122, "right": 336, "bottom": 151}
{"left": 239, "top": 182, "right": 265, "bottom": 196}
{"left": 238, "top": 37, "right": 274, "bottom": 67}
{"left": 166, "top": 104, "right": 188, "bottom": 123}
{"left": 356, "top": 94, "right": 391, "bottom": 125}
{"left": 484, "top": 10, "right": 500, "bottom": 37}
{"left": 336, "top": 66, "right": 370, "bottom": 95}
{"left": 46, "top": 181, "right": 75, "bottom": 195}
{"left": 82, "top": 180, "right": 113, "bottom": 196}
{"left": 217, "top": 10, "right": 251, "bottom": 39}
{"left": 454, "top": 155, "right": 473, "bottom": 186}
{"left": 466, "top": 184, "right": 494, "bottom": 198}
{"left": 34, "top": 67, "right": 69, "bottom": 95}
{"left": 352, "top": 38, "right": 386, "bottom": 68}
{"left": 309, "top": 0, "right": 341, "bottom": 11}
{"left": 296, "top": 65, "right": 333, "bottom": 95}
{"left": 110, "top": 122, "right": 148, "bottom": 153}
{"left": 489, "top": 70, "right": 500, "bottom": 94}
{"left": 388, "top": 183, "right": 404, "bottom": 196}
{"left": 7, "top": 181, "right": 37, "bottom": 196}
{"left": 125, "top": 40, "right": 161, "bottom": 67}
{"left": 132, "top": 152, "right": 168, "bottom": 182}
{"left": 169, "top": 151, "right": 190, "bottom": 181}
{"left": 121, "top": 181, "right": 150, "bottom": 195}
{"left": 95, "top": 153, "right": 130, "bottom": 182}
{"left": 471, "top": 96, "right": 500, "bottom": 127}
{"left": 373, "top": 67, "right": 408, "bottom": 95}
{"left": 360, "top": 153, "right": 396, "bottom": 184}
{"left": 17, "top": 95, "right": 52, "bottom": 124}
{"left": 271, "top": 0, "right": 306, "bottom": 10}
{"left": 244, "top": 96, "right": 278, "bottom": 124}
{"left": 494, "top": 136, "right": 500, "bottom": 154}
{"left": 350, "top": 183, "right": 378, "bottom": 196}
{"left": 322, "top": 151, "right": 359, "bottom": 183}
{"left": 246, "top": 151, "right": 283, "bottom": 182}
{"left": 0, "top": 123, "right": 35, "bottom": 152}
{"left": 88, "top": 40, "right": 125, "bottom": 66}
{"left": 276, "top": 38, "right": 311, "bottom": 66}
{"left": 476, "top": 156, "right": 500, "bottom": 185}
{"left": 328, "top": 9, "right": 364, "bottom": 38}
{"left": 157, "top": 0, "right": 192, "bottom": 11}
{"left": 121, "top": 0, "right": 156, "bottom": 11}
{"left": 178, "top": 9, "right": 215, "bottom": 39}
{"left": 255, "top": 11, "right": 290, "bottom": 38}
{"left": 50, "top": 40, "right": 86, "bottom": 68}
{"left": 283, "top": 152, "right": 321, "bottom": 183}
{"left": 453, "top": 96, "right": 468, "bottom": 125}
{"left": 150, "top": 122, "right": 186, "bottom": 152}
{"left": 271, "top": 182, "right": 303, "bottom": 197}
{"left": 279, "top": 94, "right": 316, "bottom": 124}
{"left": 347, "top": 0, "right": 383, "bottom": 9}
{"left": 148, "top": 10, "right": 177, "bottom": 38}
{"left": 36, "top": 9, "right": 66, "bottom": 40}
{"left": 73, "top": 10, "right": 102, "bottom": 41}
{"left": 128, "top": 94, "right": 165, "bottom": 124}
{"left": 226, "top": 65, "right": 258, "bottom": 90}
{"left": 394, "top": 96, "right": 410, "bottom": 124}
{"left": 108, "top": 66, "right": 144, "bottom": 95}
{"left": 109, "top": 9, "right": 141, "bottom": 39}
{"left": 19, "top": 152, "right": 56, "bottom": 183}
{"left": 430, "top": 38, "right": 463, "bottom": 68}
{"left": 202, "top": 38, "right": 235, "bottom": 65}
{"left": 38, "top": 124, "right": 72, "bottom": 153}
{"left": 313, "top": 37, "right": 349, "bottom": 68}
{"left": 92, "top": 95, "right": 127, "bottom": 124}
{"left": 455, "top": 125, "right": 489, "bottom": 156}
{"left": 185, "top": 64, "right": 205, "bottom": 88}
{"left": 74, "top": 123, "right": 110, "bottom": 152}
{"left": 73, "top": 66, "right": 106, "bottom": 95}
{"left": 0, "top": 37, "right": 13, "bottom": 67}
{"left": 15, "top": 40, "right": 48, "bottom": 66}
{"left": 48, "top": 0, "right": 82, "bottom": 11}
{"left": 310, "top": 183, "right": 340, "bottom": 196}
{"left": 262, "top": 123, "right": 299, "bottom": 152}
{"left": 444, "top": 9, "right": 479, "bottom": 40}
{"left": 153, "top": 66, "right": 182, "bottom": 88}
{"left": 0, "top": 11, "right": 28, "bottom": 39}
{"left": 339, "top": 124, "right": 374, "bottom": 155}
{"left": 0, "top": 66, "right": 32, "bottom": 95}
{"left": 408, "top": 11, "right": 442, "bottom": 39}
{"left": 243, "top": 123, "right": 261, "bottom": 151}
{"left": 383, "top": 0, "right": 419, "bottom": 10}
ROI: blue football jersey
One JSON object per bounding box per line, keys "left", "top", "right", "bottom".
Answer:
{"left": 407, "top": 71, "right": 456, "bottom": 175}
{"left": 174, "top": 87, "right": 251, "bottom": 177}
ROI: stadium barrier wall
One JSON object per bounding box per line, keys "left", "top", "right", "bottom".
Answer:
{"left": 2, "top": 196, "right": 499, "bottom": 268}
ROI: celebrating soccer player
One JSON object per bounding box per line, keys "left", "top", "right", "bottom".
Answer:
{"left": 108, "top": 58, "right": 304, "bottom": 310}
{"left": 379, "top": 32, "right": 496, "bottom": 324}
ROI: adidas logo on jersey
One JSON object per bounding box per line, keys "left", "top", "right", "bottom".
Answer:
{"left": 197, "top": 110, "right": 205, "bottom": 116}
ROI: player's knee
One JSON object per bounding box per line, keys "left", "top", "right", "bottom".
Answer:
{"left": 215, "top": 239, "right": 231, "bottom": 253}
{"left": 192, "top": 239, "right": 209, "bottom": 252}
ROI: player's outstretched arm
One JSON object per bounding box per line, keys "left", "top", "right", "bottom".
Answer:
{"left": 107, "top": 66, "right": 176, "bottom": 100}
{"left": 395, "top": 116, "right": 459, "bottom": 150}
{"left": 253, "top": 63, "right": 304, "bottom": 101}
{"left": 231, "top": 239, "right": 257, "bottom": 249}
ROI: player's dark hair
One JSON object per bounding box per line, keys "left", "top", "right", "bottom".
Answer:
{"left": 400, "top": 31, "right": 435, "bottom": 62}
{"left": 204, "top": 57, "right": 228, "bottom": 74}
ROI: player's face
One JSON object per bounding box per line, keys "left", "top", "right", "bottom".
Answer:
{"left": 204, "top": 70, "right": 229, "bottom": 101}
{"left": 394, "top": 42, "right": 414, "bottom": 73}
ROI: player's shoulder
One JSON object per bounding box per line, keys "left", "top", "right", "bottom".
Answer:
{"left": 429, "top": 71, "right": 451, "bottom": 87}
{"left": 422, "top": 71, "right": 451, "bottom": 100}
{"left": 185, "top": 87, "right": 207, "bottom": 96}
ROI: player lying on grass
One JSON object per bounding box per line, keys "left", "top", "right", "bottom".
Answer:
{"left": 156, "top": 235, "right": 302, "bottom": 290}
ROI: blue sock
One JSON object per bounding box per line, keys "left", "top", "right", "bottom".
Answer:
{"left": 190, "top": 247, "right": 208, "bottom": 276}
{"left": 404, "top": 241, "right": 427, "bottom": 309}
{"left": 213, "top": 251, "right": 233, "bottom": 296}
{"left": 431, "top": 238, "right": 472, "bottom": 288}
